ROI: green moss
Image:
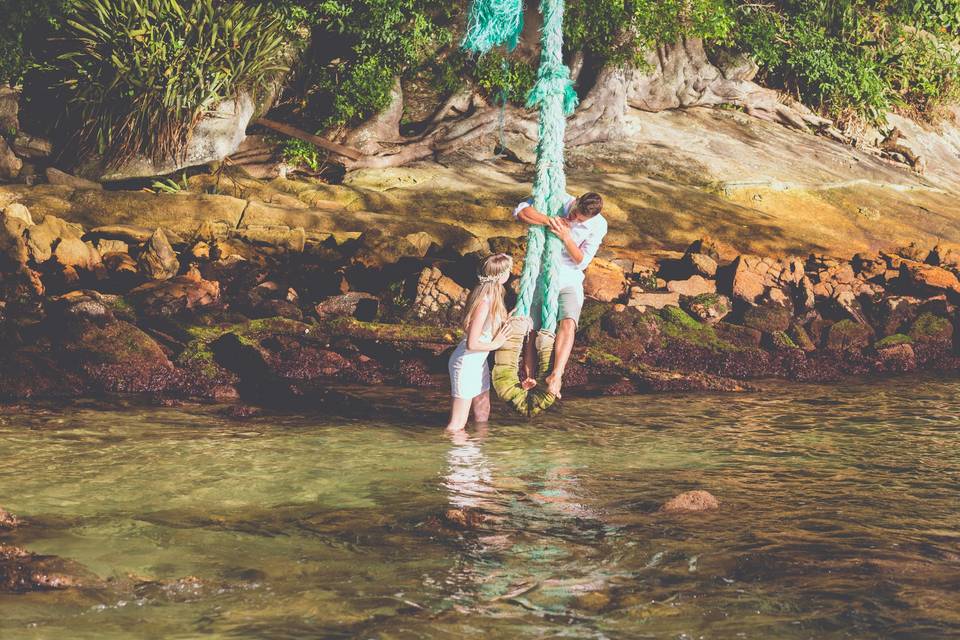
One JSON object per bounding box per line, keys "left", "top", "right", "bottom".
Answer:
{"left": 659, "top": 306, "right": 735, "bottom": 351}
{"left": 104, "top": 295, "right": 136, "bottom": 320}
{"left": 825, "top": 319, "right": 873, "bottom": 352}
{"left": 742, "top": 304, "right": 792, "bottom": 333}
{"left": 874, "top": 333, "right": 913, "bottom": 349}
{"left": 582, "top": 348, "right": 624, "bottom": 367}
{"left": 326, "top": 317, "right": 462, "bottom": 343}
{"left": 770, "top": 330, "right": 798, "bottom": 350}
{"left": 908, "top": 313, "right": 953, "bottom": 341}
{"left": 689, "top": 293, "right": 721, "bottom": 307}
{"left": 578, "top": 300, "right": 609, "bottom": 333}
{"left": 177, "top": 317, "right": 312, "bottom": 374}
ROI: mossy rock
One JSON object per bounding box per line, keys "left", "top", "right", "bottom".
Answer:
{"left": 682, "top": 292, "right": 730, "bottom": 324}
{"left": 714, "top": 322, "right": 762, "bottom": 348}
{"left": 824, "top": 319, "right": 874, "bottom": 352}
{"left": 742, "top": 303, "right": 792, "bottom": 333}
{"left": 788, "top": 323, "right": 816, "bottom": 352}
{"left": 765, "top": 330, "right": 799, "bottom": 351}
{"left": 874, "top": 333, "right": 913, "bottom": 350}
{"left": 907, "top": 312, "right": 953, "bottom": 343}
{"left": 600, "top": 306, "right": 662, "bottom": 344}
{"left": 658, "top": 306, "right": 735, "bottom": 352}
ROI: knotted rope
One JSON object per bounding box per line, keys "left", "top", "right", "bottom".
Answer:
{"left": 463, "top": 0, "right": 577, "bottom": 416}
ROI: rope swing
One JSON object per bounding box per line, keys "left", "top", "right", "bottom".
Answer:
{"left": 463, "top": 0, "right": 578, "bottom": 417}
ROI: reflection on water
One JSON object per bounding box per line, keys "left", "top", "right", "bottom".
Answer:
{"left": 1, "top": 376, "right": 960, "bottom": 639}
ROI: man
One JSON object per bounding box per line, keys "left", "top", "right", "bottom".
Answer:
{"left": 513, "top": 192, "right": 607, "bottom": 398}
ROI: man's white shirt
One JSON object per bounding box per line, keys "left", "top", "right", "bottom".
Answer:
{"left": 513, "top": 194, "right": 608, "bottom": 288}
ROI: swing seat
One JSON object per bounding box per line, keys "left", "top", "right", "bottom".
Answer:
{"left": 491, "top": 316, "right": 558, "bottom": 417}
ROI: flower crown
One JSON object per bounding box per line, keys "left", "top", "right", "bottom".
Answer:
{"left": 478, "top": 271, "right": 508, "bottom": 284}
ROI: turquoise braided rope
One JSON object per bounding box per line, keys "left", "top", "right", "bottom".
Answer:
{"left": 459, "top": 0, "right": 578, "bottom": 334}
{"left": 461, "top": 0, "right": 524, "bottom": 54}
{"left": 526, "top": 0, "right": 578, "bottom": 333}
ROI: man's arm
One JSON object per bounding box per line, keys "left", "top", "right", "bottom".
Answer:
{"left": 547, "top": 218, "right": 584, "bottom": 264}
{"left": 513, "top": 193, "right": 576, "bottom": 226}
{"left": 516, "top": 204, "right": 551, "bottom": 226}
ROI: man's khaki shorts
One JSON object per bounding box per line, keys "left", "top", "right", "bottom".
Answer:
{"left": 529, "top": 282, "right": 585, "bottom": 331}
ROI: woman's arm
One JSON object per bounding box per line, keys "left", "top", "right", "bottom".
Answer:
{"left": 465, "top": 297, "right": 506, "bottom": 351}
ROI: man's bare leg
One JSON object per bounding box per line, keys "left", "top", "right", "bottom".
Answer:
{"left": 545, "top": 318, "right": 576, "bottom": 398}
{"left": 521, "top": 330, "right": 537, "bottom": 390}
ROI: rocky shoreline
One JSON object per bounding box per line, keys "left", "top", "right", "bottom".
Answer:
{"left": 3, "top": 182, "right": 960, "bottom": 414}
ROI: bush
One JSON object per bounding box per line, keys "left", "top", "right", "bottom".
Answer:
{"left": 48, "top": 0, "right": 287, "bottom": 165}
{"left": 0, "top": 0, "right": 65, "bottom": 84}
{"left": 731, "top": 0, "right": 960, "bottom": 123}
{"left": 566, "top": 0, "right": 734, "bottom": 66}
{"left": 275, "top": 0, "right": 456, "bottom": 128}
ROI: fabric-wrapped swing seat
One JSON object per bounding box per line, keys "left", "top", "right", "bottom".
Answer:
{"left": 491, "top": 317, "right": 556, "bottom": 417}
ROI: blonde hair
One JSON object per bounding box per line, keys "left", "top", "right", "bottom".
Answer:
{"left": 460, "top": 253, "right": 513, "bottom": 333}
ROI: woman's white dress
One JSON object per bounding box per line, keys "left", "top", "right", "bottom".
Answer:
{"left": 448, "top": 319, "right": 492, "bottom": 399}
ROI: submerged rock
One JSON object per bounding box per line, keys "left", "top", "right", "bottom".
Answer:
{"left": 0, "top": 544, "right": 87, "bottom": 593}
{"left": 660, "top": 490, "right": 720, "bottom": 513}
{"left": 0, "top": 506, "right": 19, "bottom": 529}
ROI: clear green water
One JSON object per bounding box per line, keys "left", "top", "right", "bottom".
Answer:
{"left": 1, "top": 378, "right": 959, "bottom": 639}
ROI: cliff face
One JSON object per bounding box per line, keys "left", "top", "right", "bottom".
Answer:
{"left": 338, "top": 105, "right": 960, "bottom": 262}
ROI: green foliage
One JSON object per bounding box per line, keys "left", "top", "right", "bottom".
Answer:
{"left": 279, "top": 137, "right": 323, "bottom": 172}
{"left": 565, "top": 0, "right": 734, "bottom": 65}
{"left": 278, "top": 0, "right": 457, "bottom": 127}
{"left": 732, "top": 0, "right": 960, "bottom": 123}
{"left": 474, "top": 52, "right": 536, "bottom": 103}
{"left": 150, "top": 172, "right": 190, "bottom": 194}
{"left": 49, "top": 0, "right": 287, "bottom": 165}
{"left": 0, "top": 0, "right": 65, "bottom": 84}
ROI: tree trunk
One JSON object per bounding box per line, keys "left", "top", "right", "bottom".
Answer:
{"left": 335, "top": 38, "right": 857, "bottom": 172}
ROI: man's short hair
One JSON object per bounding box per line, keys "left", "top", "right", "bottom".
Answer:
{"left": 577, "top": 192, "right": 603, "bottom": 217}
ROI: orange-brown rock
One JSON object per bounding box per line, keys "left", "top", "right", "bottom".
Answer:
{"left": 584, "top": 258, "right": 627, "bottom": 302}
{"left": 899, "top": 259, "right": 960, "bottom": 295}
{"left": 128, "top": 275, "right": 220, "bottom": 317}
{"left": 660, "top": 490, "right": 720, "bottom": 513}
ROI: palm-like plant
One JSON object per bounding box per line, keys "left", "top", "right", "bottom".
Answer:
{"left": 54, "top": 0, "right": 288, "bottom": 166}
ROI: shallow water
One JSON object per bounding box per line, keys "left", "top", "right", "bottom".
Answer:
{"left": 1, "top": 378, "right": 959, "bottom": 639}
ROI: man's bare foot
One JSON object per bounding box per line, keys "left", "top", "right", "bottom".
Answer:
{"left": 545, "top": 372, "right": 563, "bottom": 399}
{"left": 521, "top": 378, "right": 537, "bottom": 391}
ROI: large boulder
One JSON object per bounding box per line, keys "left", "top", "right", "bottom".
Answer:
{"left": 58, "top": 319, "right": 177, "bottom": 393}
{"left": 899, "top": 259, "right": 960, "bottom": 296}
{"left": 95, "top": 93, "right": 256, "bottom": 181}
{"left": 0, "top": 212, "right": 29, "bottom": 267}
{"left": 2, "top": 202, "right": 32, "bottom": 226}
{"left": 628, "top": 290, "right": 680, "bottom": 310}
{"left": 315, "top": 292, "right": 380, "bottom": 321}
{"left": 667, "top": 275, "right": 716, "bottom": 297}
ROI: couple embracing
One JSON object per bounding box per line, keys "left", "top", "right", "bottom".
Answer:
{"left": 446, "top": 192, "right": 607, "bottom": 432}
